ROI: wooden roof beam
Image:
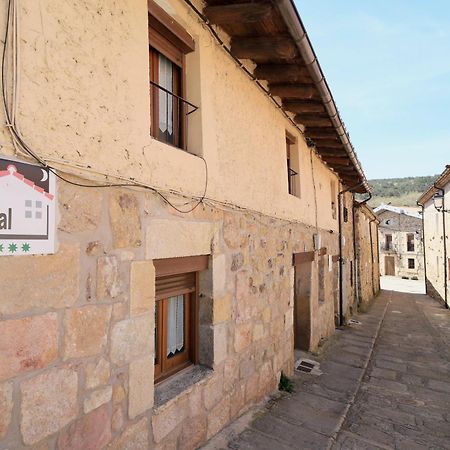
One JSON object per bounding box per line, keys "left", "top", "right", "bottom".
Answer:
{"left": 204, "top": 2, "right": 273, "bottom": 25}
{"left": 254, "top": 64, "right": 311, "bottom": 83}
{"left": 312, "top": 139, "right": 343, "bottom": 148}
{"left": 294, "top": 115, "right": 332, "bottom": 127}
{"left": 321, "top": 156, "right": 351, "bottom": 166}
{"left": 231, "top": 36, "right": 298, "bottom": 60}
{"left": 305, "top": 128, "right": 337, "bottom": 139}
{"left": 282, "top": 100, "right": 325, "bottom": 113}
{"left": 269, "top": 84, "right": 317, "bottom": 99}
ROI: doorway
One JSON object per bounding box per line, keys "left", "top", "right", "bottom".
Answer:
{"left": 385, "top": 256, "right": 395, "bottom": 276}
{"left": 293, "top": 253, "right": 313, "bottom": 351}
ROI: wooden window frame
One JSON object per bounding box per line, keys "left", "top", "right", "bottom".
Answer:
{"left": 154, "top": 255, "right": 208, "bottom": 383}
{"left": 286, "top": 133, "right": 299, "bottom": 197}
{"left": 406, "top": 233, "right": 415, "bottom": 252}
{"left": 148, "top": 0, "right": 194, "bottom": 151}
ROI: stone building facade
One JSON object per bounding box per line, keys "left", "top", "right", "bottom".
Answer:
{"left": 375, "top": 205, "right": 424, "bottom": 280}
{"left": 354, "top": 203, "right": 380, "bottom": 309}
{"left": 418, "top": 166, "right": 450, "bottom": 308}
{"left": 0, "top": 0, "right": 379, "bottom": 449}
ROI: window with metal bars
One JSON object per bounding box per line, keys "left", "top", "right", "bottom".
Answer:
{"left": 286, "top": 133, "right": 300, "bottom": 197}
{"left": 149, "top": 1, "right": 197, "bottom": 150}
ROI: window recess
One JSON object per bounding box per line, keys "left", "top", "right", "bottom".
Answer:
{"left": 154, "top": 255, "right": 208, "bottom": 383}
{"left": 149, "top": 1, "right": 198, "bottom": 150}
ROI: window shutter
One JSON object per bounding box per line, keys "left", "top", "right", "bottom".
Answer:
{"left": 156, "top": 272, "right": 196, "bottom": 299}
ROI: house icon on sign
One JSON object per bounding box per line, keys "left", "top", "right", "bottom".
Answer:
{"left": 0, "top": 165, "right": 54, "bottom": 239}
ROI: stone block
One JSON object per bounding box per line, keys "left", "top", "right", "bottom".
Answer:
{"left": 207, "top": 395, "right": 230, "bottom": 439}
{"left": 112, "top": 302, "right": 128, "bottom": 322}
{"left": 97, "top": 256, "right": 121, "bottom": 299}
{"left": 212, "top": 254, "right": 227, "bottom": 296}
{"left": 108, "top": 417, "right": 149, "bottom": 450}
{"left": 112, "top": 405, "right": 124, "bottom": 432}
{"left": 109, "top": 190, "right": 142, "bottom": 249}
{"left": 84, "top": 386, "right": 112, "bottom": 414}
{"left": 245, "top": 372, "right": 260, "bottom": 403}
{"left": 253, "top": 322, "right": 264, "bottom": 342}
{"left": 230, "top": 382, "right": 246, "bottom": 419}
{"left": 188, "top": 386, "right": 204, "bottom": 417}
{"left": 129, "top": 355, "right": 154, "bottom": 419}
{"left": 213, "top": 294, "right": 232, "bottom": 324}
{"left": 0, "top": 382, "right": 13, "bottom": 439}
{"left": 152, "top": 396, "right": 188, "bottom": 443}
{"left": 64, "top": 305, "right": 112, "bottom": 359}
{"left": 234, "top": 322, "right": 252, "bottom": 353}
{"left": 113, "top": 384, "right": 126, "bottom": 405}
{"left": 213, "top": 323, "right": 228, "bottom": 365}
{"left": 180, "top": 414, "right": 207, "bottom": 449}
{"left": 146, "top": 218, "right": 213, "bottom": 259}
{"left": 58, "top": 183, "right": 103, "bottom": 233}
{"left": 110, "top": 314, "right": 152, "bottom": 366}
{"left": 0, "top": 243, "right": 80, "bottom": 316}
{"left": 203, "top": 375, "right": 224, "bottom": 410}
{"left": 21, "top": 368, "right": 78, "bottom": 445}
{"left": 130, "top": 261, "right": 155, "bottom": 316}
{"left": 57, "top": 404, "right": 111, "bottom": 450}
{"left": 85, "top": 358, "right": 110, "bottom": 389}
{"left": 0, "top": 313, "right": 58, "bottom": 382}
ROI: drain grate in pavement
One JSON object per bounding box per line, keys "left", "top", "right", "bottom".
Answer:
{"left": 348, "top": 319, "right": 362, "bottom": 325}
{"left": 295, "top": 358, "right": 322, "bottom": 375}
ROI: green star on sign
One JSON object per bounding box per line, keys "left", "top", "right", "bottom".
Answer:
{"left": 8, "top": 243, "right": 17, "bottom": 253}
{"left": 22, "top": 243, "right": 31, "bottom": 252}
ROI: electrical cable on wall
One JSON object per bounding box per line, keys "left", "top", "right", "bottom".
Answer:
{"left": 1, "top": 0, "right": 208, "bottom": 214}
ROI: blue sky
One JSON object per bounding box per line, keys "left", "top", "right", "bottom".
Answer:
{"left": 295, "top": 1, "right": 450, "bottom": 180}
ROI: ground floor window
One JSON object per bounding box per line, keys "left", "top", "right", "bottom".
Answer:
{"left": 408, "top": 258, "right": 415, "bottom": 269}
{"left": 154, "top": 255, "right": 208, "bottom": 383}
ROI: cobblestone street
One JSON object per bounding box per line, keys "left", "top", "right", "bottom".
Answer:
{"left": 202, "top": 289, "right": 450, "bottom": 450}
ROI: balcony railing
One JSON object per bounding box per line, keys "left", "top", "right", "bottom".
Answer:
{"left": 150, "top": 81, "right": 199, "bottom": 149}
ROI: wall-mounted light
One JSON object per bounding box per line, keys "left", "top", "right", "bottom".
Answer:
{"left": 433, "top": 192, "right": 449, "bottom": 213}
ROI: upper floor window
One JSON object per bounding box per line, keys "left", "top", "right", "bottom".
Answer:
{"left": 406, "top": 233, "right": 415, "bottom": 252}
{"left": 330, "top": 180, "right": 337, "bottom": 219}
{"left": 385, "top": 234, "right": 393, "bottom": 251}
{"left": 149, "top": 1, "right": 195, "bottom": 150}
{"left": 286, "top": 134, "right": 300, "bottom": 197}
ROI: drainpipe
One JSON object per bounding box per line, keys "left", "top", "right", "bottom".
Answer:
{"left": 338, "top": 182, "right": 365, "bottom": 326}
{"left": 417, "top": 200, "right": 428, "bottom": 295}
{"left": 434, "top": 185, "right": 448, "bottom": 309}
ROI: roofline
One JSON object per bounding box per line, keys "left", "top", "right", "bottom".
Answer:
{"left": 373, "top": 203, "right": 421, "bottom": 219}
{"left": 274, "top": 0, "right": 370, "bottom": 194}
{"left": 355, "top": 202, "right": 378, "bottom": 222}
{"left": 417, "top": 165, "right": 450, "bottom": 205}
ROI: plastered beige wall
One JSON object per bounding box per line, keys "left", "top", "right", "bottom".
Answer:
{"left": 0, "top": 0, "right": 340, "bottom": 230}
{"left": 423, "top": 188, "right": 449, "bottom": 302}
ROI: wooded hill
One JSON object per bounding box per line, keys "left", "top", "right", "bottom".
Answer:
{"left": 366, "top": 175, "right": 437, "bottom": 207}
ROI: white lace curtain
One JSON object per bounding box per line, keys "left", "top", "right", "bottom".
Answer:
{"left": 167, "top": 295, "right": 184, "bottom": 356}
{"left": 158, "top": 54, "right": 173, "bottom": 136}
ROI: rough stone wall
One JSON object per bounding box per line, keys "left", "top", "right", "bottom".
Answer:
{"left": 354, "top": 205, "right": 380, "bottom": 309}
{"left": 340, "top": 191, "right": 356, "bottom": 321}
{"left": 377, "top": 210, "right": 424, "bottom": 279}
{"left": 0, "top": 179, "right": 343, "bottom": 449}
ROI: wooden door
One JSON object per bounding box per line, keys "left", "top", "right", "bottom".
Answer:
{"left": 385, "top": 256, "right": 395, "bottom": 276}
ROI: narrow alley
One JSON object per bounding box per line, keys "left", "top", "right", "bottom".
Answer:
{"left": 203, "top": 288, "right": 450, "bottom": 450}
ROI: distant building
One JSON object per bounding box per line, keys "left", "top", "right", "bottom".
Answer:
{"left": 417, "top": 165, "right": 450, "bottom": 308}
{"left": 374, "top": 204, "right": 424, "bottom": 279}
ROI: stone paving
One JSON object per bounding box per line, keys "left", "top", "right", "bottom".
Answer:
{"left": 201, "top": 289, "right": 450, "bottom": 450}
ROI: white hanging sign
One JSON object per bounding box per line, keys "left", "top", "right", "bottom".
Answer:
{"left": 0, "top": 156, "right": 57, "bottom": 256}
